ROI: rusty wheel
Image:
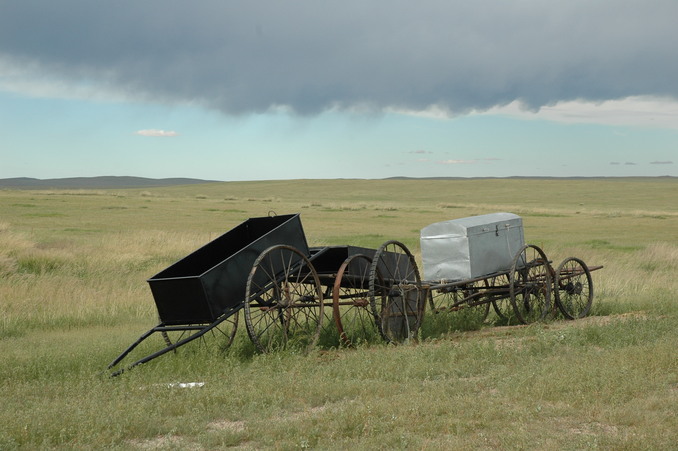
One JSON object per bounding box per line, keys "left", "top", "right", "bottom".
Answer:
{"left": 490, "top": 297, "right": 516, "bottom": 323}
{"left": 428, "top": 287, "right": 461, "bottom": 314}
{"left": 369, "top": 240, "right": 423, "bottom": 343}
{"left": 244, "top": 245, "right": 324, "bottom": 353}
{"left": 157, "top": 311, "right": 238, "bottom": 353}
{"left": 332, "top": 254, "right": 381, "bottom": 347}
{"left": 485, "top": 274, "right": 519, "bottom": 324}
{"left": 211, "top": 311, "right": 239, "bottom": 348}
{"left": 555, "top": 257, "right": 593, "bottom": 319}
{"left": 509, "top": 244, "right": 552, "bottom": 324}
{"left": 428, "top": 283, "right": 490, "bottom": 320}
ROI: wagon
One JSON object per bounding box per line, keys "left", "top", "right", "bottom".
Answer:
{"left": 107, "top": 212, "right": 600, "bottom": 376}
{"left": 107, "top": 214, "right": 420, "bottom": 375}
{"left": 418, "top": 213, "right": 603, "bottom": 325}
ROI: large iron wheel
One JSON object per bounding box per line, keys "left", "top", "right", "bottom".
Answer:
{"left": 555, "top": 257, "right": 593, "bottom": 319}
{"left": 332, "top": 254, "right": 381, "bottom": 347}
{"left": 509, "top": 244, "right": 552, "bottom": 324}
{"left": 368, "top": 240, "right": 423, "bottom": 343}
{"left": 243, "top": 245, "right": 324, "bottom": 353}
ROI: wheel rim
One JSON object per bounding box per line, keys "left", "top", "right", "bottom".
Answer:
{"left": 555, "top": 257, "right": 593, "bottom": 319}
{"left": 332, "top": 254, "right": 380, "bottom": 347}
{"left": 157, "top": 310, "right": 238, "bottom": 354}
{"left": 369, "top": 240, "right": 423, "bottom": 343}
{"left": 428, "top": 282, "right": 490, "bottom": 320}
{"left": 487, "top": 273, "right": 519, "bottom": 324}
{"left": 428, "top": 288, "right": 457, "bottom": 313}
{"left": 509, "top": 244, "right": 552, "bottom": 324}
{"left": 244, "top": 245, "right": 324, "bottom": 353}
{"left": 212, "top": 310, "right": 239, "bottom": 349}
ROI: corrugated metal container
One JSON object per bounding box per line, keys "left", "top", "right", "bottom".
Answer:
{"left": 420, "top": 213, "right": 524, "bottom": 281}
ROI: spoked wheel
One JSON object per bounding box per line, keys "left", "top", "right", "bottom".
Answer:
{"left": 428, "top": 286, "right": 463, "bottom": 314}
{"left": 555, "top": 257, "right": 593, "bottom": 319}
{"left": 244, "top": 245, "right": 324, "bottom": 353}
{"left": 491, "top": 299, "right": 512, "bottom": 321}
{"left": 486, "top": 274, "right": 519, "bottom": 324}
{"left": 332, "top": 254, "right": 381, "bottom": 347}
{"left": 428, "top": 282, "right": 490, "bottom": 320}
{"left": 509, "top": 244, "right": 552, "bottom": 324}
{"left": 157, "top": 312, "right": 239, "bottom": 354}
{"left": 210, "top": 311, "right": 239, "bottom": 349}
{"left": 369, "top": 240, "right": 423, "bottom": 343}
{"left": 160, "top": 323, "right": 173, "bottom": 348}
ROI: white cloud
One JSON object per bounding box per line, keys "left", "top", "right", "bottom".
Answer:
{"left": 481, "top": 96, "right": 678, "bottom": 130}
{"left": 395, "top": 96, "right": 678, "bottom": 130}
{"left": 135, "top": 129, "right": 178, "bottom": 137}
{"left": 435, "top": 158, "right": 500, "bottom": 165}
{"left": 0, "top": 56, "right": 134, "bottom": 103}
{"left": 438, "top": 160, "right": 477, "bottom": 165}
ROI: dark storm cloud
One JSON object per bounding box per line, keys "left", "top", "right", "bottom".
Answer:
{"left": 1, "top": 1, "right": 677, "bottom": 115}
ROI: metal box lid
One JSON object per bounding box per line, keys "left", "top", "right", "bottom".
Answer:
{"left": 420, "top": 213, "right": 524, "bottom": 281}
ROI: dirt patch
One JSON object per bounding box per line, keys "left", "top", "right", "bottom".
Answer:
{"left": 127, "top": 434, "right": 198, "bottom": 450}
{"left": 283, "top": 405, "right": 327, "bottom": 422}
{"left": 485, "top": 311, "right": 648, "bottom": 335}
{"left": 551, "top": 311, "right": 649, "bottom": 328}
{"left": 207, "top": 419, "right": 246, "bottom": 433}
{"left": 569, "top": 422, "right": 620, "bottom": 436}
{"left": 431, "top": 311, "right": 653, "bottom": 349}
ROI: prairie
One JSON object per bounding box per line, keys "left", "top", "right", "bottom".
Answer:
{"left": 1, "top": 177, "right": 677, "bottom": 449}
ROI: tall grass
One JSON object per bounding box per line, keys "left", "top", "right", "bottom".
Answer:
{"left": 1, "top": 178, "right": 677, "bottom": 449}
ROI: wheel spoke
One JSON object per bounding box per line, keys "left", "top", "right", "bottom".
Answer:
{"left": 244, "top": 245, "right": 323, "bottom": 353}
{"left": 509, "top": 244, "right": 552, "bottom": 324}
{"left": 555, "top": 257, "right": 593, "bottom": 319}
{"left": 369, "top": 240, "right": 423, "bottom": 343}
{"left": 333, "top": 254, "right": 380, "bottom": 347}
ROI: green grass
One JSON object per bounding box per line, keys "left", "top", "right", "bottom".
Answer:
{"left": 1, "top": 178, "right": 677, "bottom": 449}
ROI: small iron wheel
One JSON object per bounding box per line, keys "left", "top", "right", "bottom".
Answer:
{"left": 212, "top": 311, "right": 239, "bottom": 349}
{"left": 487, "top": 274, "right": 519, "bottom": 324}
{"left": 428, "top": 282, "right": 490, "bottom": 321}
{"left": 509, "top": 244, "right": 552, "bottom": 324}
{"left": 554, "top": 257, "right": 593, "bottom": 319}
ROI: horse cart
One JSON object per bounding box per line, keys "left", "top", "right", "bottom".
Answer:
{"left": 107, "top": 213, "right": 421, "bottom": 375}
{"left": 107, "top": 212, "right": 600, "bottom": 376}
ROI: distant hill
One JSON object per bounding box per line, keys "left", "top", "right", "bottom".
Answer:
{"left": 0, "top": 176, "right": 221, "bottom": 189}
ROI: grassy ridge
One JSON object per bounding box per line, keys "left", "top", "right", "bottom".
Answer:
{"left": 1, "top": 178, "right": 677, "bottom": 449}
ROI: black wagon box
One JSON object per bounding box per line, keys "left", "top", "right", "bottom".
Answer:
{"left": 148, "top": 213, "right": 309, "bottom": 324}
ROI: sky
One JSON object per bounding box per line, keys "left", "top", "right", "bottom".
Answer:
{"left": 1, "top": 0, "right": 677, "bottom": 181}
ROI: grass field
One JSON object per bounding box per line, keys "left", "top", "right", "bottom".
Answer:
{"left": 1, "top": 178, "right": 677, "bottom": 449}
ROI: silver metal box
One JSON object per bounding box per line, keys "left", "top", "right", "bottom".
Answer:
{"left": 420, "top": 213, "right": 524, "bottom": 281}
